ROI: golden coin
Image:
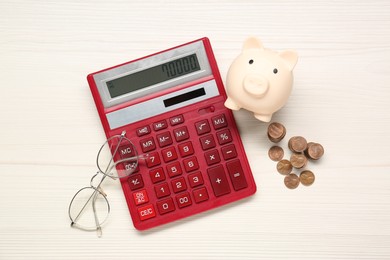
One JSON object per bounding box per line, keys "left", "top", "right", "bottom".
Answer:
{"left": 290, "top": 153, "right": 308, "bottom": 169}
{"left": 276, "top": 159, "right": 292, "bottom": 175}
{"left": 284, "top": 173, "right": 300, "bottom": 189}
{"left": 300, "top": 170, "right": 315, "bottom": 186}
{"left": 268, "top": 146, "right": 284, "bottom": 161}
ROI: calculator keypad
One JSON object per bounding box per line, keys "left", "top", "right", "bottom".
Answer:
{"left": 123, "top": 111, "right": 254, "bottom": 230}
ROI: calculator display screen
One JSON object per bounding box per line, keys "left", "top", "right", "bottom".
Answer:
{"left": 107, "top": 54, "right": 201, "bottom": 98}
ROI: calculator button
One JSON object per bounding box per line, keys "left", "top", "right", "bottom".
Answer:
{"left": 188, "top": 171, "right": 204, "bottom": 188}
{"left": 145, "top": 151, "right": 161, "bottom": 168}
{"left": 195, "top": 119, "right": 211, "bottom": 135}
{"left": 171, "top": 177, "right": 187, "bottom": 193}
{"left": 154, "top": 182, "right": 171, "bottom": 198}
{"left": 119, "top": 160, "right": 139, "bottom": 174}
{"left": 216, "top": 129, "right": 233, "bottom": 145}
{"left": 199, "top": 134, "right": 216, "bottom": 150}
{"left": 207, "top": 165, "right": 231, "bottom": 197}
{"left": 175, "top": 192, "right": 192, "bottom": 208}
{"left": 226, "top": 159, "right": 248, "bottom": 191}
{"left": 169, "top": 115, "right": 184, "bottom": 126}
{"left": 173, "top": 126, "right": 189, "bottom": 142}
{"left": 136, "top": 125, "right": 151, "bottom": 137}
{"left": 118, "top": 144, "right": 136, "bottom": 159}
{"left": 157, "top": 131, "right": 173, "bottom": 148}
{"left": 140, "top": 136, "right": 156, "bottom": 153}
{"left": 161, "top": 146, "right": 178, "bottom": 163}
{"left": 193, "top": 187, "right": 209, "bottom": 203}
{"left": 138, "top": 204, "right": 156, "bottom": 221}
{"left": 149, "top": 167, "right": 166, "bottom": 184}
{"left": 166, "top": 161, "right": 183, "bottom": 178}
{"left": 204, "top": 149, "right": 221, "bottom": 166}
{"left": 153, "top": 120, "right": 168, "bottom": 131}
{"left": 156, "top": 198, "right": 176, "bottom": 215}
{"left": 183, "top": 156, "right": 199, "bottom": 172}
{"left": 178, "top": 141, "right": 194, "bottom": 157}
{"left": 221, "top": 144, "right": 238, "bottom": 160}
{"left": 128, "top": 174, "right": 144, "bottom": 191}
{"left": 212, "top": 114, "right": 228, "bottom": 130}
{"left": 133, "top": 189, "right": 149, "bottom": 206}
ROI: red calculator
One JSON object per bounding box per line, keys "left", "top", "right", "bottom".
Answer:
{"left": 87, "top": 38, "right": 257, "bottom": 230}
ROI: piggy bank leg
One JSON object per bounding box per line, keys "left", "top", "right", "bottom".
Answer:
{"left": 224, "top": 98, "right": 241, "bottom": 111}
{"left": 254, "top": 113, "right": 272, "bottom": 122}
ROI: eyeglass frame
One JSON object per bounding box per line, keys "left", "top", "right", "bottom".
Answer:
{"left": 68, "top": 131, "right": 144, "bottom": 237}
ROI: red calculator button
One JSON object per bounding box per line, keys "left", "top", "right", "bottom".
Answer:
{"left": 221, "top": 144, "right": 238, "bottom": 160}
{"left": 173, "top": 126, "right": 189, "bottom": 142}
{"left": 154, "top": 182, "right": 170, "bottom": 198}
{"left": 193, "top": 187, "right": 209, "bottom": 203}
{"left": 161, "top": 146, "right": 178, "bottom": 163}
{"left": 204, "top": 149, "right": 221, "bottom": 166}
{"left": 195, "top": 119, "right": 211, "bottom": 135}
{"left": 216, "top": 129, "right": 233, "bottom": 145}
{"left": 183, "top": 156, "right": 199, "bottom": 172}
{"left": 207, "top": 165, "right": 231, "bottom": 197}
{"left": 156, "top": 198, "right": 176, "bottom": 215}
{"left": 166, "top": 161, "right": 183, "bottom": 178}
{"left": 138, "top": 204, "right": 156, "bottom": 221}
{"left": 169, "top": 115, "right": 184, "bottom": 126}
{"left": 128, "top": 174, "right": 144, "bottom": 191}
{"left": 212, "top": 114, "right": 228, "bottom": 130}
{"left": 157, "top": 131, "right": 173, "bottom": 148}
{"left": 176, "top": 192, "right": 192, "bottom": 208}
{"left": 171, "top": 177, "right": 187, "bottom": 193}
{"left": 145, "top": 151, "right": 161, "bottom": 168}
{"left": 118, "top": 144, "right": 136, "bottom": 159}
{"left": 188, "top": 171, "right": 204, "bottom": 188}
{"left": 178, "top": 141, "right": 194, "bottom": 157}
{"left": 118, "top": 160, "right": 139, "bottom": 175}
{"left": 140, "top": 136, "right": 156, "bottom": 153}
{"left": 226, "top": 159, "right": 248, "bottom": 191}
{"left": 199, "top": 134, "right": 216, "bottom": 150}
{"left": 149, "top": 167, "right": 166, "bottom": 184}
{"left": 132, "top": 189, "right": 149, "bottom": 206}
{"left": 153, "top": 120, "right": 168, "bottom": 131}
{"left": 136, "top": 125, "right": 151, "bottom": 137}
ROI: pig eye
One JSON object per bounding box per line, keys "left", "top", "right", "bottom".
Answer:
{"left": 249, "top": 59, "right": 254, "bottom": 64}
{"left": 273, "top": 68, "right": 278, "bottom": 74}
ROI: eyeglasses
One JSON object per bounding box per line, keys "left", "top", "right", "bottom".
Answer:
{"left": 68, "top": 131, "right": 148, "bottom": 237}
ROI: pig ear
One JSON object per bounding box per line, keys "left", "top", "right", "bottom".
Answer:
{"left": 242, "top": 37, "right": 263, "bottom": 51}
{"left": 279, "top": 50, "right": 298, "bottom": 71}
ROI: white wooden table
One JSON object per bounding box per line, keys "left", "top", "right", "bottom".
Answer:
{"left": 1, "top": 1, "right": 389, "bottom": 259}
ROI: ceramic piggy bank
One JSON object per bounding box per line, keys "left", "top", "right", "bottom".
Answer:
{"left": 224, "top": 37, "right": 298, "bottom": 122}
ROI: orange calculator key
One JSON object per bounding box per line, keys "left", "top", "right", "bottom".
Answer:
{"left": 138, "top": 204, "right": 156, "bottom": 221}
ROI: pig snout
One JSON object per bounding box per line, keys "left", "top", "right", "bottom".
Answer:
{"left": 243, "top": 74, "right": 269, "bottom": 98}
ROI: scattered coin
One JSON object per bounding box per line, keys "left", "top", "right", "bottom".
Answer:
{"left": 267, "top": 122, "right": 286, "bottom": 143}
{"left": 300, "top": 170, "right": 315, "bottom": 186}
{"left": 305, "top": 142, "right": 324, "bottom": 160}
{"left": 268, "top": 146, "right": 284, "bottom": 161}
{"left": 288, "top": 136, "right": 307, "bottom": 153}
{"left": 284, "top": 174, "right": 300, "bottom": 189}
{"left": 290, "top": 153, "right": 308, "bottom": 169}
{"left": 276, "top": 159, "right": 293, "bottom": 175}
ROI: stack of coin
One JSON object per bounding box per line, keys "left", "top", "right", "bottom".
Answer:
{"left": 267, "top": 122, "right": 286, "bottom": 143}
{"left": 305, "top": 142, "right": 324, "bottom": 160}
{"left": 267, "top": 122, "right": 324, "bottom": 189}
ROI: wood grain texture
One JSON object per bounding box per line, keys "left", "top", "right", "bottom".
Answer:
{"left": 1, "top": 0, "right": 389, "bottom": 259}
